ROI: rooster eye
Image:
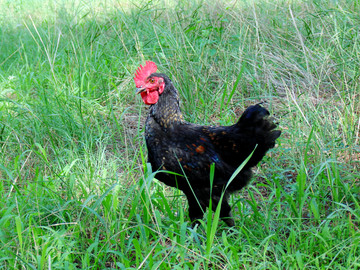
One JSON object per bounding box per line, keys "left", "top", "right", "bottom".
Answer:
{"left": 149, "top": 78, "right": 155, "bottom": 83}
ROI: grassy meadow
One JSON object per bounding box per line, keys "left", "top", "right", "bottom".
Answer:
{"left": 0, "top": 0, "right": 359, "bottom": 268}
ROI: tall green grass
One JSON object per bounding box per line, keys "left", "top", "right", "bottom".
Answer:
{"left": 0, "top": 0, "right": 359, "bottom": 268}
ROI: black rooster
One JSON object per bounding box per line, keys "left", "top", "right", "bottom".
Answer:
{"left": 134, "top": 61, "right": 281, "bottom": 226}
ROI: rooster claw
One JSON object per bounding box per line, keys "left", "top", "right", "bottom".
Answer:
{"left": 222, "top": 217, "right": 235, "bottom": 227}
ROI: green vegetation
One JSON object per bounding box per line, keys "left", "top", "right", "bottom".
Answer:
{"left": 0, "top": 0, "right": 359, "bottom": 268}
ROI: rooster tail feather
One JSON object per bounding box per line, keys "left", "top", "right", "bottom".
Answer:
{"left": 237, "top": 103, "right": 281, "bottom": 148}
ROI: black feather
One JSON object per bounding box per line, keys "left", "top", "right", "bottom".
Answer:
{"left": 143, "top": 73, "right": 281, "bottom": 226}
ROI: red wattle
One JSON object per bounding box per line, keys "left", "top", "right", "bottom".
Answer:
{"left": 141, "top": 91, "right": 159, "bottom": 105}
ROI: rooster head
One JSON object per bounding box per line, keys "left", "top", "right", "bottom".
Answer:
{"left": 134, "top": 61, "right": 165, "bottom": 105}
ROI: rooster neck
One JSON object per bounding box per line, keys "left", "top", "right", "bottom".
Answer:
{"left": 148, "top": 81, "right": 185, "bottom": 130}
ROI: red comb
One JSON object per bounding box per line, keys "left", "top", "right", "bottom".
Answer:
{"left": 134, "top": 61, "right": 158, "bottom": 87}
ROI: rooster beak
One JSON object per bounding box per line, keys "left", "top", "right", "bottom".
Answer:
{"left": 136, "top": 87, "right": 146, "bottom": 94}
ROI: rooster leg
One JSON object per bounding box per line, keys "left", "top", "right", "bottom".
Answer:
{"left": 211, "top": 193, "right": 235, "bottom": 227}
{"left": 184, "top": 192, "right": 206, "bottom": 225}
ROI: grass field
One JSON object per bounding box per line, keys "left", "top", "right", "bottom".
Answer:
{"left": 0, "top": 0, "right": 359, "bottom": 269}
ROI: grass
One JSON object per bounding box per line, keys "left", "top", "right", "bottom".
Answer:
{"left": 0, "top": 0, "right": 359, "bottom": 268}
